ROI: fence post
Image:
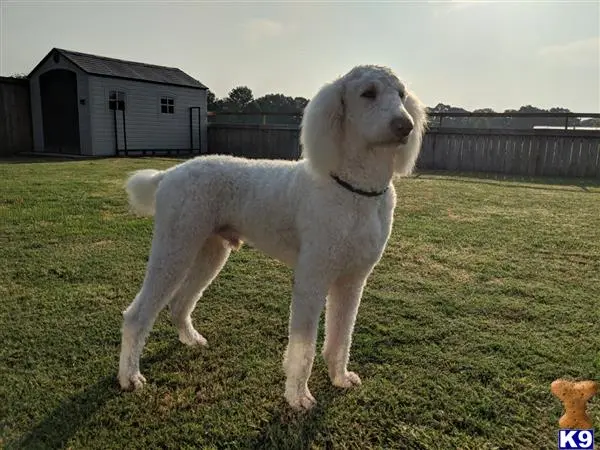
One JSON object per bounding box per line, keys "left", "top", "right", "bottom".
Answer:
{"left": 430, "top": 114, "right": 444, "bottom": 169}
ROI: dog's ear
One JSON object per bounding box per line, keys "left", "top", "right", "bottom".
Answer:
{"left": 393, "top": 91, "right": 428, "bottom": 177}
{"left": 300, "top": 78, "right": 346, "bottom": 176}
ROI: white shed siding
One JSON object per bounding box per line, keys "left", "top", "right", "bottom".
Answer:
{"left": 29, "top": 56, "right": 93, "bottom": 155}
{"left": 88, "top": 76, "right": 206, "bottom": 156}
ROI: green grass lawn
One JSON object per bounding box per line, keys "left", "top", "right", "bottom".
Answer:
{"left": 1, "top": 157, "right": 599, "bottom": 449}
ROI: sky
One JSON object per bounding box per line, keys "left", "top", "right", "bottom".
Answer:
{"left": 1, "top": 0, "right": 599, "bottom": 112}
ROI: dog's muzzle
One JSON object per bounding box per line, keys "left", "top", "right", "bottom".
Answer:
{"left": 390, "top": 116, "right": 413, "bottom": 144}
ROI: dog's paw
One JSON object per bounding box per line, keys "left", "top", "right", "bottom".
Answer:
{"left": 332, "top": 371, "right": 362, "bottom": 388}
{"left": 179, "top": 328, "right": 208, "bottom": 347}
{"left": 119, "top": 372, "right": 147, "bottom": 391}
{"left": 285, "top": 389, "right": 317, "bottom": 411}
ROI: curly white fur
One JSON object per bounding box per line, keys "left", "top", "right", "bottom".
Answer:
{"left": 118, "top": 65, "right": 427, "bottom": 410}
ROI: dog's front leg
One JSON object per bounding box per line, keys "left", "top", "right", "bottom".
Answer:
{"left": 322, "top": 272, "right": 369, "bottom": 388}
{"left": 283, "top": 261, "right": 331, "bottom": 411}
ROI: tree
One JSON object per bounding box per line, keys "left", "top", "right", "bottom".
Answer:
{"left": 205, "top": 81, "right": 586, "bottom": 128}
{"left": 581, "top": 118, "right": 600, "bottom": 127}
{"left": 207, "top": 90, "right": 217, "bottom": 110}
{"left": 429, "top": 103, "right": 470, "bottom": 127}
{"left": 430, "top": 103, "right": 468, "bottom": 114}
{"left": 252, "top": 94, "right": 306, "bottom": 114}
{"left": 205, "top": 85, "right": 308, "bottom": 118}
{"left": 227, "top": 86, "right": 254, "bottom": 111}
{"left": 242, "top": 100, "right": 262, "bottom": 113}
{"left": 513, "top": 105, "right": 568, "bottom": 128}
{"left": 518, "top": 105, "right": 545, "bottom": 113}
{"left": 549, "top": 107, "right": 570, "bottom": 114}
{"left": 293, "top": 97, "right": 309, "bottom": 112}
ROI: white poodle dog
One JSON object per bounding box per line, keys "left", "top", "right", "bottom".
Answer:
{"left": 118, "top": 65, "right": 427, "bottom": 410}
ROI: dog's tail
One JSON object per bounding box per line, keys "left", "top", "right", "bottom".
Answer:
{"left": 125, "top": 169, "right": 165, "bottom": 217}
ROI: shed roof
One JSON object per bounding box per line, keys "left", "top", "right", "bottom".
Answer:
{"left": 30, "top": 48, "right": 208, "bottom": 90}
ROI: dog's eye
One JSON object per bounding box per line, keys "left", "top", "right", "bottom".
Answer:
{"left": 361, "top": 89, "right": 377, "bottom": 99}
{"left": 399, "top": 90, "right": 406, "bottom": 100}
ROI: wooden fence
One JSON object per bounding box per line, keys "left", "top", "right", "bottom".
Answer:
{"left": 208, "top": 122, "right": 301, "bottom": 160}
{"left": 0, "top": 77, "right": 33, "bottom": 156}
{"left": 420, "top": 127, "right": 600, "bottom": 178}
{"left": 207, "top": 111, "right": 600, "bottom": 177}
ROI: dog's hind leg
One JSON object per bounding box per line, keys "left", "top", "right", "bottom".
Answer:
{"left": 169, "top": 235, "right": 231, "bottom": 347}
{"left": 118, "top": 210, "right": 209, "bottom": 391}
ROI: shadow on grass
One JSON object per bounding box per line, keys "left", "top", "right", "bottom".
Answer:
{"left": 13, "top": 343, "right": 179, "bottom": 449}
{"left": 243, "top": 388, "right": 338, "bottom": 449}
{"left": 0, "top": 155, "right": 103, "bottom": 164}
{"left": 414, "top": 170, "right": 600, "bottom": 192}
{"left": 0, "top": 155, "right": 188, "bottom": 165}
{"left": 14, "top": 375, "right": 119, "bottom": 449}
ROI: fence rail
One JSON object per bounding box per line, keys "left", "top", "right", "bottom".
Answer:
{"left": 206, "top": 111, "right": 600, "bottom": 177}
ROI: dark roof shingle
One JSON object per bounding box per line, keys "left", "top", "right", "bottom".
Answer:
{"left": 32, "top": 48, "right": 207, "bottom": 90}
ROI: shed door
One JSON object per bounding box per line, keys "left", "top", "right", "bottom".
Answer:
{"left": 39, "top": 69, "right": 81, "bottom": 154}
{"left": 190, "top": 107, "right": 201, "bottom": 153}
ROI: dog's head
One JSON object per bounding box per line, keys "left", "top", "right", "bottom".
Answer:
{"left": 300, "top": 65, "right": 427, "bottom": 177}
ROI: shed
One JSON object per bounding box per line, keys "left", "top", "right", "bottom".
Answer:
{"left": 28, "top": 48, "right": 208, "bottom": 156}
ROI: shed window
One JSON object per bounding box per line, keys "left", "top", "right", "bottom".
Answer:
{"left": 161, "top": 97, "right": 174, "bottom": 114}
{"left": 109, "top": 91, "right": 125, "bottom": 111}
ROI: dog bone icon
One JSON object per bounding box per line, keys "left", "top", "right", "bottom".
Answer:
{"left": 551, "top": 379, "right": 598, "bottom": 429}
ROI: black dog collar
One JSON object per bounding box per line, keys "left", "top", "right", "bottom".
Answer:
{"left": 330, "top": 173, "right": 389, "bottom": 197}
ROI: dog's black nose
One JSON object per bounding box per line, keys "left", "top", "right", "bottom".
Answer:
{"left": 390, "top": 117, "right": 413, "bottom": 139}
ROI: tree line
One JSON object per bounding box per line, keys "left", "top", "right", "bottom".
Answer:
{"left": 427, "top": 103, "right": 599, "bottom": 129}
{"left": 208, "top": 86, "right": 600, "bottom": 128}
{"left": 208, "top": 86, "right": 308, "bottom": 114}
